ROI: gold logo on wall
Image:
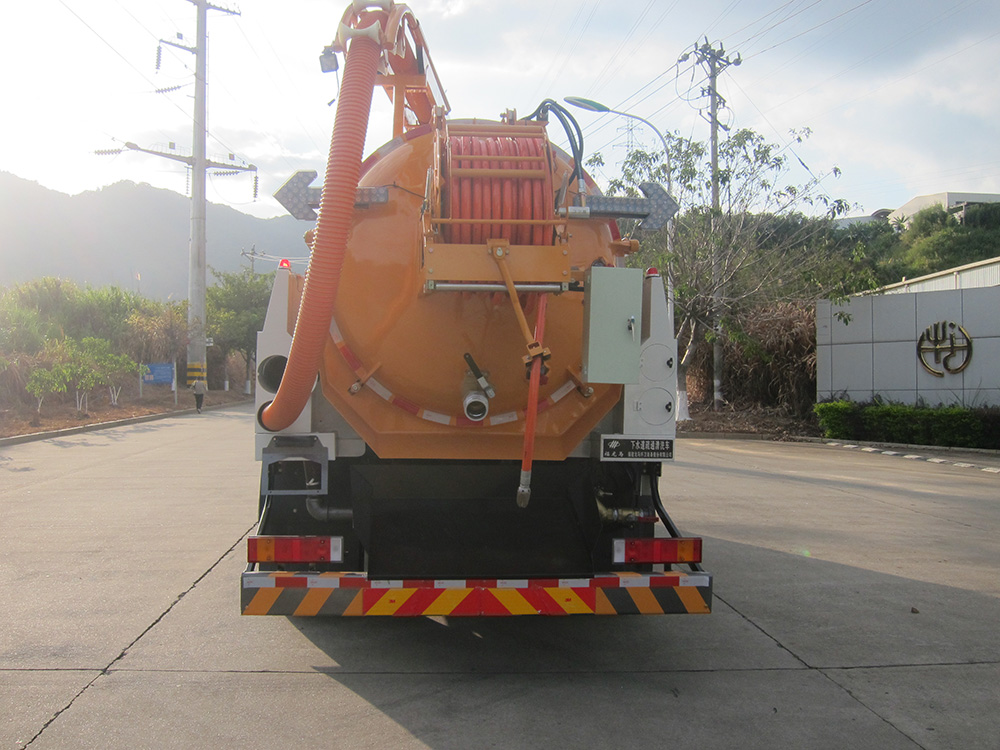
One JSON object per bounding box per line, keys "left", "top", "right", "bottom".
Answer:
{"left": 917, "top": 321, "right": 973, "bottom": 377}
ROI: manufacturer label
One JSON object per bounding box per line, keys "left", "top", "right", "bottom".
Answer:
{"left": 601, "top": 436, "right": 673, "bottom": 461}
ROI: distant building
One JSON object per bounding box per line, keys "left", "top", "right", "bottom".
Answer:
{"left": 834, "top": 208, "right": 891, "bottom": 229}
{"left": 889, "top": 191, "right": 1000, "bottom": 227}
{"left": 880, "top": 256, "right": 1000, "bottom": 295}
{"left": 817, "top": 256, "right": 1000, "bottom": 407}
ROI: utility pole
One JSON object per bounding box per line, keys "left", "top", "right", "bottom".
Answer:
{"left": 241, "top": 244, "right": 261, "bottom": 273}
{"left": 112, "top": 0, "right": 255, "bottom": 387}
{"left": 184, "top": 0, "right": 238, "bottom": 385}
{"left": 687, "top": 39, "right": 740, "bottom": 411}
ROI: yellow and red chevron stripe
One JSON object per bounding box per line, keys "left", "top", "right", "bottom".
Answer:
{"left": 241, "top": 571, "right": 712, "bottom": 616}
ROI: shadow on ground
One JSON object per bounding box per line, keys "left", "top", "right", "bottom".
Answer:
{"left": 284, "top": 537, "right": 1000, "bottom": 749}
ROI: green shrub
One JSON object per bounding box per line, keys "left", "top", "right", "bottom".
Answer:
{"left": 814, "top": 401, "right": 861, "bottom": 440}
{"left": 929, "top": 407, "right": 983, "bottom": 448}
{"left": 814, "top": 400, "right": 997, "bottom": 449}
{"left": 982, "top": 407, "right": 1000, "bottom": 447}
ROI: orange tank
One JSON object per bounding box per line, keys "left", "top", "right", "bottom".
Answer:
{"left": 298, "top": 116, "right": 625, "bottom": 461}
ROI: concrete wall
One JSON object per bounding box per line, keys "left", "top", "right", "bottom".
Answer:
{"left": 817, "top": 287, "right": 1000, "bottom": 406}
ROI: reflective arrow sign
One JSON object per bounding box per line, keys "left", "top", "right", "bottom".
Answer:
{"left": 274, "top": 170, "right": 322, "bottom": 221}
{"left": 585, "top": 182, "right": 679, "bottom": 232}
{"left": 275, "top": 170, "right": 390, "bottom": 221}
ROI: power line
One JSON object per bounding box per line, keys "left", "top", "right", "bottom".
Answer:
{"left": 585, "top": 0, "right": 655, "bottom": 94}
{"left": 727, "top": 0, "right": 826, "bottom": 57}
{"left": 58, "top": 0, "right": 203, "bottom": 159}
{"left": 528, "top": 1, "right": 592, "bottom": 103}
{"left": 720, "top": 0, "right": 810, "bottom": 47}
{"left": 540, "top": 0, "right": 603, "bottom": 97}
{"left": 58, "top": 0, "right": 150, "bottom": 83}
{"left": 581, "top": 63, "right": 706, "bottom": 148}
{"left": 725, "top": 74, "right": 840, "bottom": 208}
{"left": 805, "top": 25, "right": 1000, "bottom": 122}
{"left": 763, "top": 0, "right": 979, "bottom": 115}
{"left": 585, "top": 0, "right": 682, "bottom": 98}
{"left": 742, "top": 0, "right": 878, "bottom": 61}
{"left": 228, "top": 20, "right": 326, "bottom": 156}
{"left": 701, "top": 0, "right": 742, "bottom": 40}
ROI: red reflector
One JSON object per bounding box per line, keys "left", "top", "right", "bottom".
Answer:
{"left": 614, "top": 537, "right": 702, "bottom": 564}
{"left": 247, "top": 536, "right": 343, "bottom": 563}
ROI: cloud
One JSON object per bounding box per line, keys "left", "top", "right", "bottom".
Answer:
{"left": 420, "top": 0, "right": 486, "bottom": 19}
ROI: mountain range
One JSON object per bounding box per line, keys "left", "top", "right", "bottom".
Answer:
{"left": 0, "top": 172, "right": 311, "bottom": 300}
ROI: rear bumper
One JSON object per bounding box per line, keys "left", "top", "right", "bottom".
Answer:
{"left": 241, "top": 570, "right": 713, "bottom": 616}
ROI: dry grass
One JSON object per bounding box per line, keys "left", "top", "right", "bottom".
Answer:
{"left": 679, "top": 402, "right": 821, "bottom": 439}
{"left": 0, "top": 385, "right": 251, "bottom": 439}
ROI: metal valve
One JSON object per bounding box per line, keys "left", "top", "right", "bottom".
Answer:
{"left": 463, "top": 353, "right": 496, "bottom": 399}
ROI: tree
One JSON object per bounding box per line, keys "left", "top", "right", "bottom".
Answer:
{"left": 5, "top": 278, "right": 80, "bottom": 341}
{"left": 67, "top": 285, "right": 151, "bottom": 349}
{"left": 836, "top": 205, "right": 1000, "bottom": 287}
{"left": 899, "top": 207, "right": 1000, "bottom": 276}
{"left": 124, "top": 301, "right": 190, "bottom": 386}
{"left": 592, "top": 127, "right": 855, "bottom": 414}
{"left": 0, "top": 278, "right": 193, "bottom": 414}
{"left": 24, "top": 363, "right": 69, "bottom": 424}
{"left": 0, "top": 295, "right": 46, "bottom": 356}
{"left": 2, "top": 279, "right": 158, "bottom": 355}
{"left": 207, "top": 266, "right": 274, "bottom": 391}
{"left": 61, "top": 339, "right": 101, "bottom": 415}
{"left": 48, "top": 337, "right": 135, "bottom": 415}
{"left": 83, "top": 337, "right": 140, "bottom": 407}
{"left": 828, "top": 218, "right": 901, "bottom": 289}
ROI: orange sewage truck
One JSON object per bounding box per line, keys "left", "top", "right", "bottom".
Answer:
{"left": 241, "top": 1, "right": 711, "bottom": 617}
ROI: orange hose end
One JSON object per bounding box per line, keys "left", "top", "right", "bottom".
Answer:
{"left": 259, "top": 34, "right": 382, "bottom": 432}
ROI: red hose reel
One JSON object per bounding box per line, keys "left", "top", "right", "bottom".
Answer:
{"left": 443, "top": 129, "right": 556, "bottom": 246}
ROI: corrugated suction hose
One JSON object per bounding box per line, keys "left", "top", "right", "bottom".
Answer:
{"left": 259, "top": 34, "right": 381, "bottom": 432}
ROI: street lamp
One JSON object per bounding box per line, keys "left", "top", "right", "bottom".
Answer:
{"left": 563, "top": 96, "right": 673, "bottom": 267}
{"left": 563, "top": 97, "right": 671, "bottom": 175}
{"left": 564, "top": 94, "right": 674, "bottom": 257}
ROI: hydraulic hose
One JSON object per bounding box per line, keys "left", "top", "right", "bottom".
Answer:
{"left": 649, "top": 465, "right": 704, "bottom": 572}
{"left": 259, "top": 32, "right": 382, "bottom": 432}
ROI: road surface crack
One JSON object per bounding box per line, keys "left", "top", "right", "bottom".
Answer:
{"left": 716, "top": 591, "right": 931, "bottom": 750}
{"left": 20, "top": 524, "right": 255, "bottom": 748}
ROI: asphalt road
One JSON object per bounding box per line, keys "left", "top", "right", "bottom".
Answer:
{"left": 1, "top": 404, "right": 997, "bottom": 749}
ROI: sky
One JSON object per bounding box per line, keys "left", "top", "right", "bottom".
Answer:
{"left": 2, "top": 0, "right": 999, "bottom": 226}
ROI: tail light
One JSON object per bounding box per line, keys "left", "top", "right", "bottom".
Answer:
{"left": 247, "top": 536, "right": 343, "bottom": 563}
{"left": 613, "top": 537, "right": 702, "bottom": 564}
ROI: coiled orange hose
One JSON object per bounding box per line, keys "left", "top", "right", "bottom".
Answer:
{"left": 444, "top": 135, "right": 553, "bottom": 245}
{"left": 259, "top": 32, "right": 382, "bottom": 432}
